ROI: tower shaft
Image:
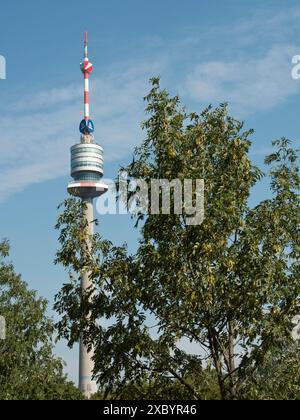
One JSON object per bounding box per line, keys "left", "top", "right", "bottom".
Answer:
{"left": 79, "top": 198, "right": 98, "bottom": 398}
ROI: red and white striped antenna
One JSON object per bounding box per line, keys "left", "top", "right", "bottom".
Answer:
{"left": 80, "top": 32, "right": 94, "bottom": 133}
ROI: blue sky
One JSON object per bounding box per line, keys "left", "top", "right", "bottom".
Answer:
{"left": 0, "top": 0, "right": 300, "bottom": 382}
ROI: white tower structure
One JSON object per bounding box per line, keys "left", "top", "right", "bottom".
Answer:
{"left": 68, "top": 32, "right": 108, "bottom": 398}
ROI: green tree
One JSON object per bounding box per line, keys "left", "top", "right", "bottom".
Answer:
{"left": 244, "top": 341, "right": 300, "bottom": 400}
{"left": 0, "top": 240, "right": 82, "bottom": 400}
{"left": 55, "top": 79, "right": 300, "bottom": 400}
{"left": 92, "top": 369, "right": 220, "bottom": 400}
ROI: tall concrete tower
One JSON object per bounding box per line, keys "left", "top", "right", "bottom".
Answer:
{"left": 68, "top": 32, "right": 108, "bottom": 398}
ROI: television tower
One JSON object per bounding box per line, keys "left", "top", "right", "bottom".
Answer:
{"left": 68, "top": 32, "right": 108, "bottom": 398}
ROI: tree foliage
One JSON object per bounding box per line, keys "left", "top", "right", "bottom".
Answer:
{"left": 0, "top": 241, "right": 82, "bottom": 400}
{"left": 92, "top": 369, "right": 220, "bottom": 400}
{"left": 55, "top": 79, "right": 300, "bottom": 400}
{"left": 244, "top": 341, "right": 300, "bottom": 400}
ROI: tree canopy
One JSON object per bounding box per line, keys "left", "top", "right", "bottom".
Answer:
{"left": 0, "top": 240, "right": 82, "bottom": 400}
{"left": 55, "top": 79, "right": 300, "bottom": 400}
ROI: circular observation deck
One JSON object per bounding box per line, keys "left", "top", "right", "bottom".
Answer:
{"left": 68, "top": 142, "right": 108, "bottom": 198}
{"left": 71, "top": 143, "right": 104, "bottom": 178}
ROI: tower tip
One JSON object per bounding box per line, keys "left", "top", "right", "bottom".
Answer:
{"left": 80, "top": 31, "right": 94, "bottom": 136}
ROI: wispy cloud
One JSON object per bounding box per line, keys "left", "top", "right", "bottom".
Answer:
{"left": 1, "top": 5, "right": 300, "bottom": 202}
{"left": 0, "top": 60, "right": 163, "bottom": 201}
{"left": 184, "top": 44, "right": 300, "bottom": 116}
{"left": 11, "top": 84, "right": 82, "bottom": 113}
{"left": 229, "top": 5, "right": 300, "bottom": 47}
